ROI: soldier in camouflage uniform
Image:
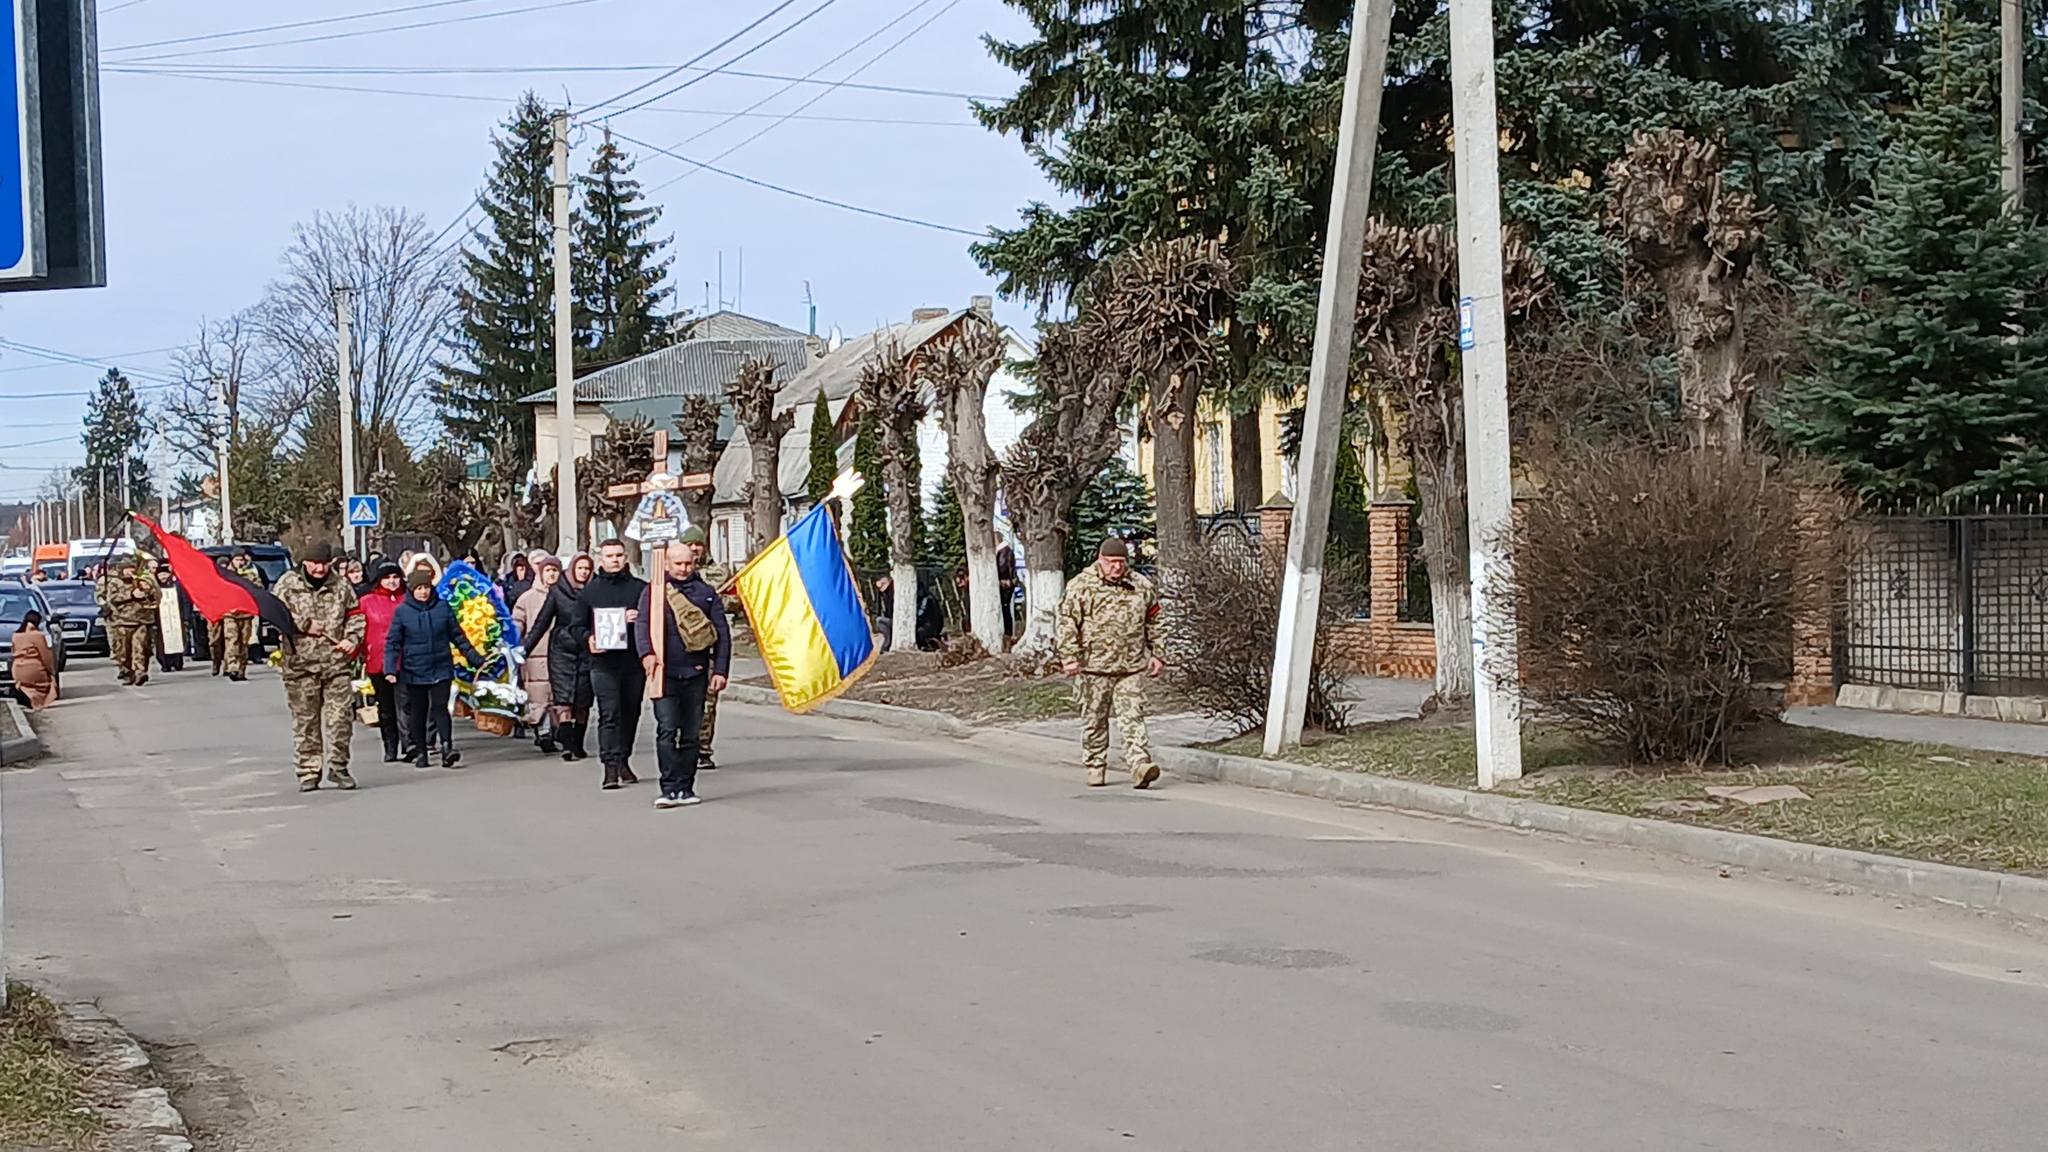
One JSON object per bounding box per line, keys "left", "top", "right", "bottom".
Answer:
{"left": 1057, "top": 536, "right": 1165, "bottom": 789}
{"left": 273, "top": 541, "right": 367, "bottom": 791}
{"left": 99, "top": 554, "right": 162, "bottom": 687}
{"left": 682, "top": 525, "right": 729, "bottom": 771}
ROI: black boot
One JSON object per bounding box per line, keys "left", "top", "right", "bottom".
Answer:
{"left": 601, "top": 762, "right": 621, "bottom": 789}
{"left": 561, "top": 722, "right": 589, "bottom": 762}
{"left": 535, "top": 725, "right": 558, "bottom": 754}
{"left": 441, "top": 745, "right": 463, "bottom": 769}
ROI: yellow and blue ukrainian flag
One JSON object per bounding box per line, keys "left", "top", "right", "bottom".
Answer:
{"left": 733, "top": 503, "right": 876, "bottom": 713}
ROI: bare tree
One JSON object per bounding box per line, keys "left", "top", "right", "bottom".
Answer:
{"left": 726, "top": 358, "right": 792, "bottom": 557}
{"left": 923, "top": 317, "right": 1009, "bottom": 654}
{"left": 161, "top": 313, "right": 264, "bottom": 473}
{"left": 257, "top": 204, "right": 459, "bottom": 483}
{"left": 578, "top": 415, "right": 655, "bottom": 545}
{"left": 856, "top": 339, "right": 926, "bottom": 652}
{"left": 673, "top": 395, "right": 722, "bottom": 530}
{"left": 1001, "top": 320, "right": 1130, "bottom": 656}
{"left": 1353, "top": 220, "right": 1547, "bottom": 705}
{"left": 1607, "top": 129, "right": 1771, "bottom": 453}
{"left": 1091, "top": 237, "right": 1234, "bottom": 583}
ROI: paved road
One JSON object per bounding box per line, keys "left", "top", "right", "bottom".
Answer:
{"left": 11, "top": 661, "right": 2048, "bottom": 1150}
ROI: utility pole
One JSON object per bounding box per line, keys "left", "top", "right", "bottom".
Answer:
{"left": 552, "top": 109, "right": 579, "bottom": 555}
{"left": 335, "top": 285, "right": 358, "bottom": 556}
{"left": 1263, "top": 0, "right": 1396, "bottom": 754}
{"left": 155, "top": 415, "right": 168, "bottom": 527}
{"left": 1447, "top": 0, "right": 1524, "bottom": 789}
{"left": 95, "top": 469, "right": 104, "bottom": 537}
{"left": 216, "top": 378, "right": 234, "bottom": 544}
{"left": 2003, "top": 0, "right": 2024, "bottom": 211}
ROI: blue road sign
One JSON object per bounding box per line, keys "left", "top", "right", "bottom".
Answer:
{"left": 1458, "top": 296, "right": 1476, "bottom": 351}
{"left": 347, "top": 495, "right": 382, "bottom": 528}
{"left": 0, "top": 0, "right": 39, "bottom": 281}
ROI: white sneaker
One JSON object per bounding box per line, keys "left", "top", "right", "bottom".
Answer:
{"left": 654, "top": 794, "right": 681, "bottom": 810}
{"left": 674, "top": 793, "right": 703, "bottom": 806}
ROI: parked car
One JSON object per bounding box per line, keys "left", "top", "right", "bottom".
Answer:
{"left": 34, "top": 580, "right": 106, "bottom": 655}
{"left": 196, "top": 543, "right": 293, "bottom": 655}
{"left": 0, "top": 584, "right": 67, "bottom": 696}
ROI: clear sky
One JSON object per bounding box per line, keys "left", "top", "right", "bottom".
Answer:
{"left": 0, "top": 0, "right": 1061, "bottom": 499}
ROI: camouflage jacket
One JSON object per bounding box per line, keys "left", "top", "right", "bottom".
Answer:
{"left": 1057, "top": 566, "right": 1159, "bottom": 675}
{"left": 98, "top": 567, "right": 161, "bottom": 626}
{"left": 272, "top": 569, "right": 365, "bottom": 678}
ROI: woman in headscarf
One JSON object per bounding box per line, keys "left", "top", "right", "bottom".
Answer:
{"left": 510, "top": 554, "right": 561, "bottom": 753}
{"left": 357, "top": 560, "right": 408, "bottom": 761}
{"left": 525, "top": 551, "right": 594, "bottom": 761}
{"left": 9, "top": 610, "right": 58, "bottom": 710}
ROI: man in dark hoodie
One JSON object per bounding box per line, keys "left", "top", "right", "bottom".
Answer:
{"left": 581, "top": 538, "right": 649, "bottom": 789}
{"left": 635, "top": 539, "right": 731, "bottom": 808}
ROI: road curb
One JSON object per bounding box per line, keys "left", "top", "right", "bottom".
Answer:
{"left": 724, "top": 683, "right": 973, "bottom": 737}
{"left": 0, "top": 698, "right": 42, "bottom": 765}
{"left": 1155, "top": 743, "right": 2048, "bottom": 922}
{"left": 726, "top": 683, "right": 2048, "bottom": 922}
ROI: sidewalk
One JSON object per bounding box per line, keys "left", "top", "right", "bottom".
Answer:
{"left": 1787, "top": 704, "right": 2048, "bottom": 757}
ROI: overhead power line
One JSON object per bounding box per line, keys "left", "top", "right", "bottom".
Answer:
{"left": 0, "top": 338, "right": 179, "bottom": 388}
{"left": 104, "top": 0, "right": 504, "bottom": 54}
{"left": 104, "top": 61, "right": 995, "bottom": 100}
{"left": 110, "top": 0, "right": 619, "bottom": 64}
{"left": 586, "top": 0, "right": 839, "bottom": 121}
{"left": 607, "top": 130, "right": 982, "bottom": 237}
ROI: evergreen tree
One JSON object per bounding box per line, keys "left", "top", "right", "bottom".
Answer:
{"left": 440, "top": 94, "right": 563, "bottom": 465}
{"left": 576, "top": 130, "right": 675, "bottom": 362}
{"left": 75, "top": 368, "right": 153, "bottom": 522}
{"left": 1064, "top": 459, "right": 1154, "bottom": 576}
{"left": 807, "top": 389, "right": 837, "bottom": 506}
{"left": 1782, "top": 18, "right": 2048, "bottom": 500}
{"left": 849, "top": 406, "right": 891, "bottom": 573}
{"left": 924, "top": 475, "right": 966, "bottom": 573}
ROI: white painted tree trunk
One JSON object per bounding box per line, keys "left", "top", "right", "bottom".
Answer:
{"left": 1017, "top": 564, "right": 1066, "bottom": 659}
{"left": 890, "top": 561, "right": 918, "bottom": 654}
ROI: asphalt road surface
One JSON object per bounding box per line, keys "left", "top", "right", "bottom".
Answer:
{"left": 11, "top": 660, "right": 2048, "bottom": 1150}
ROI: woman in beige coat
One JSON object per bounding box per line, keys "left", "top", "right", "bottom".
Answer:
{"left": 511, "top": 555, "right": 561, "bottom": 753}
{"left": 10, "top": 611, "right": 59, "bottom": 710}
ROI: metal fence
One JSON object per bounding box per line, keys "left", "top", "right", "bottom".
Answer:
{"left": 1842, "top": 507, "right": 2048, "bottom": 697}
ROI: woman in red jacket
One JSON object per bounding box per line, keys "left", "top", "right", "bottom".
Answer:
{"left": 357, "top": 560, "right": 408, "bottom": 762}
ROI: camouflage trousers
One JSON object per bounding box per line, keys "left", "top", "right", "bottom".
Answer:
{"left": 700, "top": 688, "right": 718, "bottom": 760}
{"left": 209, "top": 614, "right": 253, "bottom": 676}
{"left": 282, "top": 670, "right": 356, "bottom": 784}
{"left": 109, "top": 624, "right": 153, "bottom": 684}
{"left": 1078, "top": 672, "right": 1155, "bottom": 774}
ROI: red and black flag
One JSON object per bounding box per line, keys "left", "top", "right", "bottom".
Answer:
{"left": 135, "top": 516, "right": 298, "bottom": 640}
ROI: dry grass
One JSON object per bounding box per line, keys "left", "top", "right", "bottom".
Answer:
{"left": 1214, "top": 720, "right": 2048, "bottom": 874}
{"left": 836, "top": 651, "right": 1080, "bottom": 724}
{"left": 0, "top": 984, "right": 101, "bottom": 1149}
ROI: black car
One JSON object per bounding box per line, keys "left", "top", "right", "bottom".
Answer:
{"left": 0, "top": 584, "right": 68, "bottom": 695}
{"left": 195, "top": 543, "right": 292, "bottom": 653}
{"left": 34, "top": 580, "right": 106, "bottom": 655}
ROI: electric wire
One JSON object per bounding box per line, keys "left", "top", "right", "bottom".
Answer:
{"left": 586, "top": 0, "right": 840, "bottom": 121}
{"left": 103, "top": 61, "right": 994, "bottom": 100}
{"left": 104, "top": 0, "right": 505, "bottom": 54}
{"left": 111, "top": 0, "right": 618, "bottom": 64}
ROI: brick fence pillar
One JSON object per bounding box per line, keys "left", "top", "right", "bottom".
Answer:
{"left": 1786, "top": 488, "right": 1839, "bottom": 707}
{"left": 1368, "top": 496, "right": 1412, "bottom": 678}
{"left": 1257, "top": 496, "right": 1293, "bottom": 565}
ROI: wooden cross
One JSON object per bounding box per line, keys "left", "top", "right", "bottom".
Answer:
{"left": 604, "top": 431, "right": 714, "bottom": 701}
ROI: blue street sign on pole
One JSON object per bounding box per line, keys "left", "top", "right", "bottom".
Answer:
{"left": 347, "top": 495, "right": 381, "bottom": 528}
{"left": 0, "top": 0, "right": 41, "bottom": 282}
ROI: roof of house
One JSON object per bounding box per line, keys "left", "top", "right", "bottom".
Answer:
{"left": 520, "top": 311, "right": 813, "bottom": 405}
{"left": 768, "top": 309, "right": 972, "bottom": 415}
{"left": 712, "top": 421, "right": 859, "bottom": 505}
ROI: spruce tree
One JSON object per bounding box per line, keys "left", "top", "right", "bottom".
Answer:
{"left": 577, "top": 130, "right": 675, "bottom": 362}
{"left": 1064, "top": 459, "right": 1154, "bottom": 576}
{"left": 923, "top": 475, "right": 966, "bottom": 572}
{"left": 807, "top": 389, "right": 837, "bottom": 506}
{"left": 1782, "top": 18, "right": 2048, "bottom": 500}
{"left": 440, "top": 93, "right": 562, "bottom": 465}
{"left": 849, "top": 406, "right": 891, "bottom": 573}
{"left": 75, "top": 368, "right": 153, "bottom": 522}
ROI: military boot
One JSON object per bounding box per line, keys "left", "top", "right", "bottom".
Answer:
{"left": 1086, "top": 766, "right": 1108, "bottom": 787}
{"left": 328, "top": 768, "right": 357, "bottom": 791}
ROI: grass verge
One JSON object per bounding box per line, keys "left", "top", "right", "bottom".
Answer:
{"left": 1212, "top": 720, "right": 2048, "bottom": 875}
{"left": 0, "top": 983, "right": 101, "bottom": 1149}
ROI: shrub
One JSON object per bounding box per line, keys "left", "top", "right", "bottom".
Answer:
{"left": 1514, "top": 449, "right": 1844, "bottom": 764}
{"left": 1160, "top": 540, "right": 1363, "bottom": 736}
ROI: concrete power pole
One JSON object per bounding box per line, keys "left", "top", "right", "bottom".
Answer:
{"left": 1263, "top": 0, "right": 1396, "bottom": 754}
{"left": 552, "top": 110, "right": 579, "bottom": 555}
{"left": 2004, "top": 0, "right": 2024, "bottom": 211}
{"left": 1447, "top": 0, "right": 1524, "bottom": 789}
{"left": 216, "top": 379, "right": 234, "bottom": 545}
{"left": 336, "top": 285, "right": 358, "bottom": 556}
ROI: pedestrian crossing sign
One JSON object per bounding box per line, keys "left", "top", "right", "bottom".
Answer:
{"left": 347, "top": 495, "right": 381, "bottom": 528}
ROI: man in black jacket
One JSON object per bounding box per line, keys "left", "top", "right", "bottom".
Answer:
{"left": 635, "top": 540, "right": 731, "bottom": 808}
{"left": 581, "top": 539, "right": 649, "bottom": 789}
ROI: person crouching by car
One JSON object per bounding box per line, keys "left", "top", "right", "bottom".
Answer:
{"left": 9, "top": 610, "right": 58, "bottom": 710}
{"left": 384, "top": 569, "right": 483, "bottom": 769}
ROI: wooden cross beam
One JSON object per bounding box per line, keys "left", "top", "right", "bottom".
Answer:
{"left": 604, "top": 430, "right": 716, "bottom": 500}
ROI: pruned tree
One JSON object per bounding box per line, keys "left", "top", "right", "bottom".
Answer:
{"left": 856, "top": 338, "right": 927, "bottom": 652}
{"left": 922, "top": 317, "right": 1009, "bottom": 654}
{"left": 726, "top": 357, "right": 792, "bottom": 556}
{"left": 1353, "top": 220, "right": 1547, "bottom": 705}
{"left": 673, "top": 395, "right": 723, "bottom": 530}
{"left": 578, "top": 414, "right": 655, "bottom": 542}
{"left": 1001, "top": 319, "right": 1131, "bottom": 655}
{"left": 1091, "top": 236, "right": 1235, "bottom": 582}
{"left": 1607, "top": 129, "right": 1771, "bottom": 453}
